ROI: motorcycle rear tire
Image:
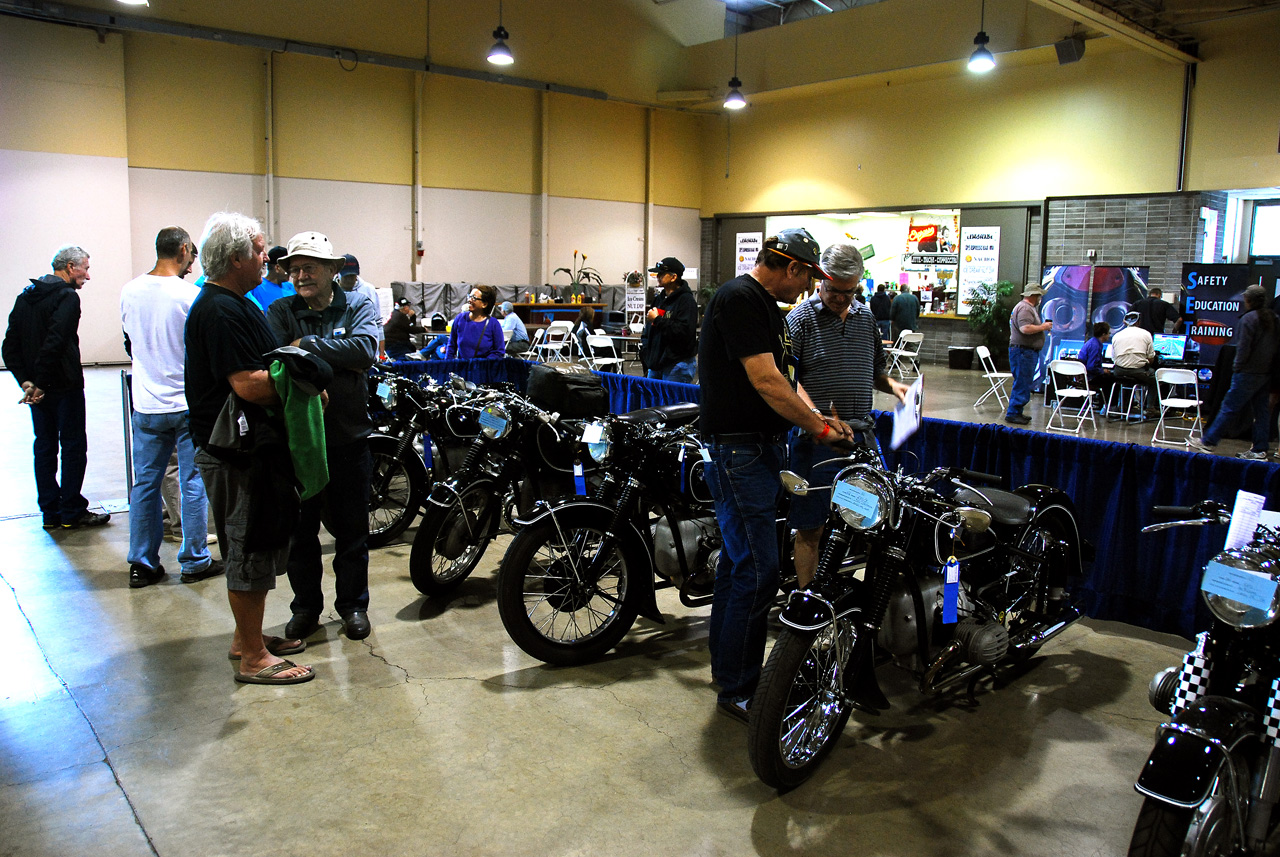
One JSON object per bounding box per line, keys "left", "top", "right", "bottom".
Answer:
{"left": 366, "top": 448, "right": 422, "bottom": 549}
{"left": 1128, "top": 796, "right": 1232, "bottom": 857}
{"left": 749, "top": 621, "right": 856, "bottom": 791}
{"left": 409, "top": 480, "right": 495, "bottom": 596}
{"left": 496, "top": 511, "right": 640, "bottom": 666}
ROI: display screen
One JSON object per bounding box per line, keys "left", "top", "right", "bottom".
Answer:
{"left": 1153, "top": 333, "right": 1188, "bottom": 361}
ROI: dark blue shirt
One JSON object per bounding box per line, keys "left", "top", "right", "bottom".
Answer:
{"left": 1078, "top": 336, "right": 1106, "bottom": 379}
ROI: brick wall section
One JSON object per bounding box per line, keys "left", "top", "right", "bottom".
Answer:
{"left": 1027, "top": 211, "right": 1043, "bottom": 284}
{"left": 700, "top": 217, "right": 716, "bottom": 288}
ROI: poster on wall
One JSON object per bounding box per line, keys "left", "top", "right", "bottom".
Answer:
{"left": 736, "top": 233, "right": 762, "bottom": 277}
{"left": 1035, "top": 266, "right": 1150, "bottom": 389}
{"left": 957, "top": 227, "right": 1001, "bottom": 317}
{"left": 1181, "top": 263, "right": 1256, "bottom": 366}
{"left": 902, "top": 217, "right": 959, "bottom": 270}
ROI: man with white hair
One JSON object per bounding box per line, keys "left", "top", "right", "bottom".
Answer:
{"left": 186, "top": 212, "right": 314, "bottom": 685}
{"left": 3, "top": 245, "right": 110, "bottom": 529}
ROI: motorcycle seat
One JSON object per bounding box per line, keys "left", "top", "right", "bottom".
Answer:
{"left": 617, "top": 402, "right": 700, "bottom": 427}
{"left": 952, "top": 487, "right": 1033, "bottom": 527}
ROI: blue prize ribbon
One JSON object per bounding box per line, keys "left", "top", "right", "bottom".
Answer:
{"left": 679, "top": 447, "right": 686, "bottom": 493}
{"left": 422, "top": 434, "right": 433, "bottom": 469}
{"left": 574, "top": 460, "right": 586, "bottom": 496}
{"left": 942, "top": 556, "right": 960, "bottom": 624}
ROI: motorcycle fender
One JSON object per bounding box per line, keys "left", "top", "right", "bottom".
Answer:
{"left": 515, "top": 500, "right": 663, "bottom": 624}
{"left": 369, "top": 434, "right": 430, "bottom": 487}
{"left": 779, "top": 581, "right": 865, "bottom": 632}
{"left": 1014, "top": 485, "right": 1085, "bottom": 579}
{"left": 1135, "top": 696, "right": 1259, "bottom": 808}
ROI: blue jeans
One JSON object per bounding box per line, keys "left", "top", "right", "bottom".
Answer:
{"left": 1203, "top": 372, "right": 1271, "bottom": 452}
{"left": 706, "top": 441, "right": 784, "bottom": 704}
{"left": 647, "top": 359, "right": 697, "bottom": 384}
{"left": 286, "top": 440, "right": 372, "bottom": 617}
{"left": 128, "top": 410, "right": 211, "bottom": 574}
{"left": 30, "top": 388, "right": 89, "bottom": 524}
{"left": 877, "top": 320, "right": 891, "bottom": 342}
{"left": 1007, "top": 345, "right": 1040, "bottom": 417}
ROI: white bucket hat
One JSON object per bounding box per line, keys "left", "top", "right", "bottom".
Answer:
{"left": 280, "top": 231, "right": 345, "bottom": 266}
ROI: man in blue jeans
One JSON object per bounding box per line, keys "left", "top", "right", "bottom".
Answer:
{"left": 120, "top": 227, "right": 222, "bottom": 588}
{"left": 699, "top": 228, "right": 853, "bottom": 724}
{"left": 1006, "top": 282, "right": 1053, "bottom": 425}
{"left": 640, "top": 256, "right": 699, "bottom": 383}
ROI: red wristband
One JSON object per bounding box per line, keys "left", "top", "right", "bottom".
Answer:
{"left": 818, "top": 422, "right": 831, "bottom": 440}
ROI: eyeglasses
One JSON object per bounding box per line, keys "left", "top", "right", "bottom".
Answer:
{"left": 288, "top": 263, "right": 325, "bottom": 278}
{"left": 823, "top": 285, "right": 856, "bottom": 297}
{"left": 468, "top": 294, "right": 484, "bottom": 302}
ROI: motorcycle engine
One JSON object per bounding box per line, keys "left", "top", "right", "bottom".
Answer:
{"left": 653, "top": 516, "right": 719, "bottom": 589}
{"left": 878, "top": 570, "right": 945, "bottom": 656}
{"left": 954, "top": 619, "right": 1010, "bottom": 665}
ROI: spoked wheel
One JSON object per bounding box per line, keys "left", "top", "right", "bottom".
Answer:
{"left": 409, "top": 480, "right": 495, "bottom": 595}
{"left": 1128, "top": 794, "right": 1235, "bottom": 857}
{"left": 366, "top": 449, "right": 421, "bottom": 548}
{"left": 496, "top": 512, "right": 638, "bottom": 666}
{"left": 749, "top": 619, "right": 857, "bottom": 790}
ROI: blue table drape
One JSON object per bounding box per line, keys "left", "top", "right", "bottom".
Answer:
{"left": 381, "top": 358, "right": 1280, "bottom": 639}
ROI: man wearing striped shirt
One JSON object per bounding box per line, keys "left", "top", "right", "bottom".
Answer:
{"left": 787, "top": 241, "right": 909, "bottom": 587}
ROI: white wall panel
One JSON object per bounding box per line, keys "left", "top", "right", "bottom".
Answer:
{"left": 0, "top": 149, "right": 133, "bottom": 365}
{"left": 650, "top": 205, "right": 703, "bottom": 288}
{"left": 547, "top": 197, "right": 646, "bottom": 287}
{"left": 420, "top": 187, "right": 535, "bottom": 285}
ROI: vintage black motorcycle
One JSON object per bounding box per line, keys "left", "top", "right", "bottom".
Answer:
{"left": 494, "top": 402, "right": 714, "bottom": 665}
{"left": 1129, "top": 500, "right": 1280, "bottom": 857}
{"left": 748, "top": 459, "right": 1086, "bottom": 790}
{"left": 407, "top": 389, "right": 590, "bottom": 596}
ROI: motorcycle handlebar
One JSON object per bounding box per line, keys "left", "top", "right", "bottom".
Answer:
{"left": 956, "top": 468, "right": 1003, "bottom": 486}
{"left": 1152, "top": 505, "right": 1197, "bottom": 520}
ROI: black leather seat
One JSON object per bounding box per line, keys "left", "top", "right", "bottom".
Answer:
{"left": 953, "top": 487, "right": 1033, "bottom": 527}
{"left": 617, "top": 402, "right": 700, "bottom": 427}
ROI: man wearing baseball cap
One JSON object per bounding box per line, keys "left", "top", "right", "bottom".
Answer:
{"left": 639, "top": 256, "right": 698, "bottom": 382}
{"left": 247, "top": 245, "right": 295, "bottom": 312}
{"left": 384, "top": 297, "right": 425, "bottom": 360}
{"left": 266, "top": 231, "right": 381, "bottom": 642}
{"left": 1005, "top": 282, "right": 1053, "bottom": 425}
{"left": 698, "top": 227, "right": 854, "bottom": 724}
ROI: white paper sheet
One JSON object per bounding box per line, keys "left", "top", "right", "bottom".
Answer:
{"left": 891, "top": 377, "right": 924, "bottom": 450}
{"left": 1225, "top": 489, "right": 1266, "bottom": 551}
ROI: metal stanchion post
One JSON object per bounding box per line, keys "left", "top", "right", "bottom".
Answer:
{"left": 121, "top": 370, "right": 133, "bottom": 503}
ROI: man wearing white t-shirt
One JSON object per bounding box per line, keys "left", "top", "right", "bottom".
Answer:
{"left": 120, "top": 227, "right": 222, "bottom": 588}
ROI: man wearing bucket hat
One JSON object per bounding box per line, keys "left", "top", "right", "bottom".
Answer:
{"left": 266, "top": 231, "right": 381, "bottom": 642}
{"left": 698, "top": 227, "right": 855, "bottom": 724}
{"left": 639, "top": 256, "right": 698, "bottom": 382}
{"left": 1005, "top": 282, "right": 1053, "bottom": 425}
{"left": 1110, "top": 308, "right": 1162, "bottom": 417}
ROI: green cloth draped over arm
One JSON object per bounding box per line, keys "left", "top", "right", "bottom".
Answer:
{"left": 269, "top": 360, "right": 329, "bottom": 500}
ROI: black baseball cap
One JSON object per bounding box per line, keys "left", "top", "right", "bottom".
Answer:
{"left": 648, "top": 257, "right": 685, "bottom": 277}
{"left": 341, "top": 253, "right": 360, "bottom": 275}
{"left": 395, "top": 297, "right": 412, "bottom": 307}
{"left": 767, "top": 228, "right": 831, "bottom": 280}
{"left": 267, "top": 245, "right": 288, "bottom": 266}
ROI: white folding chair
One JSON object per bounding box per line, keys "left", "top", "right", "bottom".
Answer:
{"left": 535, "top": 321, "right": 573, "bottom": 362}
{"left": 584, "top": 335, "right": 625, "bottom": 373}
{"left": 1046, "top": 359, "right": 1096, "bottom": 435}
{"left": 1152, "top": 368, "right": 1203, "bottom": 446}
{"left": 973, "top": 345, "right": 1012, "bottom": 412}
{"left": 886, "top": 331, "right": 924, "bottom": 379}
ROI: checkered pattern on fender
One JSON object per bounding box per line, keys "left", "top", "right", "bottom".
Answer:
{"left": 1171, "top": 632, "right": 1211, "bottom": 716}
{"left": 1264, "top": 677, "right": 1280, "bottom": 746}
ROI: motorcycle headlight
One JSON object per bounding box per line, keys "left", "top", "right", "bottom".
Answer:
{"left": 1201, "top": 551, "right": 1280, "bottom": 629}
{"left": 479, "top": 402, "right": 513, "bottom": 439}
{"left": 582, "top": 422, "right": 611, "bottom": 463}
{"left": 831, "top": 465, "right": 892, "bottom": 531}
{"left": 376, "top": 379, "right": 397, "bottom": 410}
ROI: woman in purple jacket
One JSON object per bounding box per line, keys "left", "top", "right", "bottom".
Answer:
{"left": 448, "top": 284, "right": 504, "bottom": 359}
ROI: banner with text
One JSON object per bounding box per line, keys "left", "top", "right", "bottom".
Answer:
{"left": 957, "top": 227, "right": 1001, "bottom": 317}
{"left": 1181, "top": 263, "right": 1256, "bottom": 366}
{"left": 736, "top": 233, "right": 762, "bottom": 277}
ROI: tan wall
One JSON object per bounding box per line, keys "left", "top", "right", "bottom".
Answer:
{"left": 420, "top": 74, "right": 540, "bottom": 196}
{"left": 548, "top": 94, "right": 648, "bottom": 203}
{"left": 652, "top": 110, "right": 704, "bottom": 210}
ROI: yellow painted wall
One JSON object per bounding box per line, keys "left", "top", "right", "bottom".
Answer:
{"left": 420, "top": 74, "right": 539, "bottom": 195}
{"left": 124, "top": 33, "right": 265, "bottom": 174}
{"left": 0, "top": 17, "right": 127, "bottom": 157}
{"left": 1184, "top": 12, "right": 1280, "bottom": 191}
{"left": 699, "top": 45, "right": 1186, "bottom": 216}
{"left": 651, "top": 110, "right": 703, "bottom": 210}
{"left": 547, "top": 94, "right": 647, "bottom": 203}
{"left": 272, "top": 53, "right": 414, "bottom": 185}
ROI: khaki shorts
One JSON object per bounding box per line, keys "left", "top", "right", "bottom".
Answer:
{"left": 195, "top": 450, "right": 288, "bottom": 592}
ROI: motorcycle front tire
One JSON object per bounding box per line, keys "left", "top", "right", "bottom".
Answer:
{"left": 1128, "top": 796, "right": 1233, "bottom": 857}
{"left": 409, "top": 479, "right": 495, "bottom": 596}
{"left": 496, "top": 509, "right": 641, "bottom": 666}
{"left": 366, "top": 447, "right": 423, "bottom": 549}
{"left": 749, "top": 621, "right": 856, "bottom": 791}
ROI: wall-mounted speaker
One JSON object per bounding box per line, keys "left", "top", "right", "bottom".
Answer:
{"left": 1055, "top": 37, "right": 1086, "bottom": 65}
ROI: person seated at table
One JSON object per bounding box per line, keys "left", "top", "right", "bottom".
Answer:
{"left": 448, "top": 284, "right": 504, "bottom": 359}
{"left": 384, "top": 297, "right": 423, "bottom": 360}
{"left": 573, "top": 305, "right": 596, "bottom": 359}
{"left": 1111, "top": 310, "right": 1161, "bottom": 417}
{"left": 498, "top": 301, "right": 530, "bottom": 355}
{"left": 1077, "top": 321, "right": 1115, "bottom": 405}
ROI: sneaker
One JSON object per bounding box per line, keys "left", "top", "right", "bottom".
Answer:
{"left": 716, "top": 699, "right": 750, "bottom": 725}
{"left": 63, "top": 511, "right": 110, "bottom": 529}
{"left": 129, "top": 562, "right": 166, "bottom": 588}
{"left": 1186, "top": 439, "right": 1214, "bottom": 454}
{"left": 1004, "top": 413, "right": 1031, "bottom": 425}
{"left": 42, "top": 517, "right": 60, "bottom": 530}
{"left": 1237, "top": 450, "right": 1269, "bottom": 461}
{"left": 180, "top": 559, "right": 225, "bottom": 584}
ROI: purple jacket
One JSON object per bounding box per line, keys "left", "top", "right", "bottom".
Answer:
{"left": 448, "top": 312, "right": 504, "bottom": 359}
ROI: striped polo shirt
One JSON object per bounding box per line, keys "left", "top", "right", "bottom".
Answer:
{"left": 785, "top": 292, "right": 886, "bottom": 422}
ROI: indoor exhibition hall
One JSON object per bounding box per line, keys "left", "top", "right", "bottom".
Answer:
{"left": 2, "top": 1, "right": 1280, "bottom": 856}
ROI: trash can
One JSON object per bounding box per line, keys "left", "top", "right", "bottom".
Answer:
{"left": 948, "top": 346, "right": 975, "bottom": 370}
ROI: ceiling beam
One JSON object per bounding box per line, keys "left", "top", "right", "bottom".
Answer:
{"left": 1026, "top": 0, "right": 1199, "bottom": 64}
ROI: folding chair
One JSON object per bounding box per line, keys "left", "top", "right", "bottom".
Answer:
{"left": 584, "top": 335, "right": 625, "bottom": 373}
{"left": 973, "top": 345, "right": 1012, "bottom": 412}
{"left": 1152, "top": 368, "right": 1203, "bottom": 446}
{"left": 1046, "top": 359, "right": 1096, "bottom": 435}
{"left": 533, "top": 321, "right": 573, "bottom": 362}
{"left": 886, "top": 331, "right": 924, "bottom": 379}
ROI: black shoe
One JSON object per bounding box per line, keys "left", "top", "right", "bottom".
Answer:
{"left": 342, "top": 611, "right": 371, "bottom": 640}
{"left": 1004, "top": 413, "right": 1031, "bottom": 425}
{"left": 129, "top": 562, "right": 166, "bottom": 589}
{"left": 179, "top": 559, "right": 225, "bottom": 584}
{"left": 42, "top": 517, "right": 60, "bottom": 530}
{"left": 285, "top": 612, "right": 321, "bottom": 640}
{"left": 716, "top": 699, "right": 750, "bottom": 725}
{"left": 63, "top": 511, "right": 111, "bottom": 529}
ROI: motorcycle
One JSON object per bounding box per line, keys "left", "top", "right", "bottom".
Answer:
{"left": 1129, "top": 500, "right": 1280, "bottom": 857}
{"left": 494, "top": 402, "right": 713, "bottom": 666}
{"left": 748, "top": 459, "right": 1086, "bottom": 790}
{"left": 407, "top": 389, "right": 591, "bottom": 596}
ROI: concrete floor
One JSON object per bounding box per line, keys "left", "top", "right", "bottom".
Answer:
{"left": 0, "top": 365, "right": 1233, "bottom": 856}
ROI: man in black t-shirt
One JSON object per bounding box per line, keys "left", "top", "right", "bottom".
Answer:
{"left": 1131, "top": 287, "right": 1183, "bottom": 335}
{"left": 185, "top": 211, "right": 314, "bottom": 686}
{"left": 699, "top": 228, "right": 853, "bottom": 723}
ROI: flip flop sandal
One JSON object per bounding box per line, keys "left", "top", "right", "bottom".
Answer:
{"left": 234, "top": 659, "right": 315, "bottom": 685}
{"left": 228, "top": 635, "right": 307, "bottom": 661}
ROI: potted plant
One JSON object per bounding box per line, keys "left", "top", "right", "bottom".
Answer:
{"left": 963, "top": 280, "right": 1017, "bottom": 369}
{"left": 553, "top": 251, "right": 603, "bottom": 301}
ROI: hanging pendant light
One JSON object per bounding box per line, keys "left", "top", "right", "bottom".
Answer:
{"left": 968, "top": 0, "right": 995, "bottom": 73}
{"left": 488, "top": 0, "right": 514, "bottom": 66}
{"left": 724, "top": 30, "right": 747, "bottom": 110}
